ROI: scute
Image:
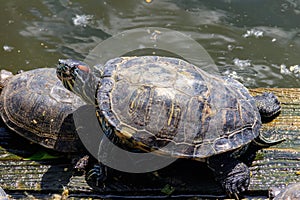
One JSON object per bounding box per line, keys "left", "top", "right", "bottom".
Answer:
{"left": 0, "top": 68, "right": 85, "bottom": 152}
{"left": 97, "top": 56, "right": 261, "bottom": 158}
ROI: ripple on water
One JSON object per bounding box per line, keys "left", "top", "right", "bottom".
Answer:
{"left": 1, "top": 0, "right": 299, "bottom": 88}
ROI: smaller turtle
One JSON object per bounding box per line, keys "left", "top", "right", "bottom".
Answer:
{"left": 0, "top": 186, "right": 8, "bottom": 200}
{"left": 269, "top": 183, "right": 300, "bottom": 200}
{"left": 0, "top": 68, "right": 85, "bottom": 152}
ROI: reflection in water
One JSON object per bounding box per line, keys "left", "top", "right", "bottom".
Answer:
{"left": 0, "top": 0, "right": 299, "bottom": 87}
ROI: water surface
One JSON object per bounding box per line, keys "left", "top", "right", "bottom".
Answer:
{"left": 1, "top": 0, "right": 300, "bottom": 87}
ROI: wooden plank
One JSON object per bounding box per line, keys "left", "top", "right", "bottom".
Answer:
{"left": 248, "top": 88, "right": 300, "bottom": 194}
{"left": 0, "top": 88, "right": 299, "bottom": 199}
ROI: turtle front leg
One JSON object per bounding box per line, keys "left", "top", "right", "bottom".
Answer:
{"left": 207, "top": 153, "right": 250, "bottom": 199}
{"left": 86, "top": 162, "right": 108, "bottom": 186}
{"left": 73, "top": 155, "right": 108, "bottom": 186}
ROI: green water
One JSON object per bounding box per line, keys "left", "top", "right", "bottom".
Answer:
{"left": 0, "top": 0, "right": 300, "bottom": 87}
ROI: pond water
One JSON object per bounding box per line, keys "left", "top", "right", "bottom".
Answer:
{"left": 0, "top": 0, "right": 300, "bottom": 88}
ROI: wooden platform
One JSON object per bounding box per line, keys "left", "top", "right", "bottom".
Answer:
{"left": 0, "top": 88, "right": 299, "bottom": 199}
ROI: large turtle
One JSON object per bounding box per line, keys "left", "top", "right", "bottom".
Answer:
{"left": 57, "top": 56, "right": 282, "bottom": 197}
{"left": 0, "top": 68, "right": 85, "bottom": 152}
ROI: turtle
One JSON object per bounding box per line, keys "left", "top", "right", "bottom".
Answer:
{"left": 56, "top": 56, "right": 282, "bottom": 198}
{"left": 270, "top": 183, "right": 300, "bottom": 200}
{"left": 0, "top": 68, "right": 86, "bottom": 152}
{"left": 0, "top": 186, "right": 8, "bottom": 200}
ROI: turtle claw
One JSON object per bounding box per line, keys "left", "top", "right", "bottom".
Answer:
{"left": 87, "top": 163, "right": 108, "bottom": 186}
{"left": 217, "top": 162, "right": 249, "bottom": 199}
{"left": 208, "top": 154, "right": 250, "bottom": 198}
{"left": 222, "top": 163, "right": 249, "bottom": 199}
{"left": 225, "top": 183, "right": 240, "bottom": 199}
{"left": 232, "top": 192, "right": 240, "bottom": 200}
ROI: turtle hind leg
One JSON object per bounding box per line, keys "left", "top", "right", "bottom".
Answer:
{"left": 207, "top": 152, "right": 250, "bottom": 199}
{"left": 255, "top": 129, "right": 285, "bottom": 147}
{"left": 253, "top": 92, "right": 281, "bottom": 121}
{"left": 240, "top": 129, "right": 285, "bottom": 166}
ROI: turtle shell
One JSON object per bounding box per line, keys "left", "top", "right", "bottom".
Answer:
{"left": 0, "top": 68, "right": 85, "bottom": 152}
{"left": 96, "top": 56, "right": 261, "bottom": 159}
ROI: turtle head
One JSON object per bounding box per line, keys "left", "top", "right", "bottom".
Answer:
{"left": 57, "top": 59, "right": 90, "bottom": 91}
{"left": 57, "top": 59, "right": 97, "bottom": 104}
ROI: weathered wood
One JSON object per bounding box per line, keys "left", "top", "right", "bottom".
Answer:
{"left": 0, "top": 88, "right": 299, "bottom": 199}
{"left": 248, "top": 88, "right": 300, "bottom": 195}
